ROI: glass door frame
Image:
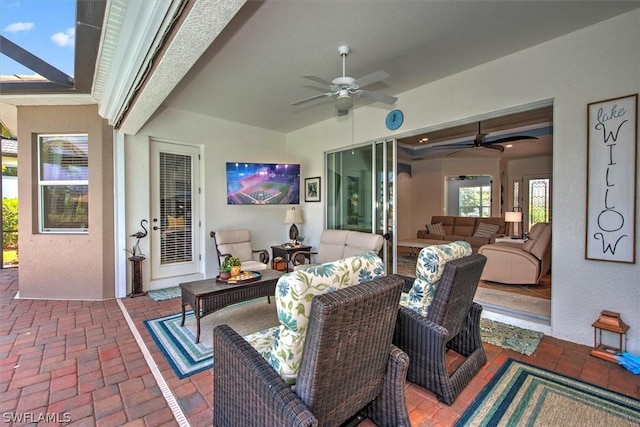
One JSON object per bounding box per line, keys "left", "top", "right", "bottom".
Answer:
{"left": 324, "top": 139, "right": 396, "bottom": 273}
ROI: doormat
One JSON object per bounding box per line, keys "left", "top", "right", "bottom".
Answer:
{"left": 147, "top": 286, "right": 181, "bottom": 301}
{"left": 480, "top": 318, "right": 543, "bottom": 356}
{"left": 455, "top": 358, "right": 640, "bottom": 426}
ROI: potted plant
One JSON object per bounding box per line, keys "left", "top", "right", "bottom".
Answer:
{"left": 221, "top": 256, "right": 242, "bottom": 278}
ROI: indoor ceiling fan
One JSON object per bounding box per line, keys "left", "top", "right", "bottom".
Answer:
{"left": 441, "top": 122, "right": 538, "bottom": 156}
{"left": 292, "top": 45, "right": 397, "bottom": 116}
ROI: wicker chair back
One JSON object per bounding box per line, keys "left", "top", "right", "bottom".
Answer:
{"left": 426, "top": 254, "right": 487, "bottom": 339}
{"left": 295, "top": 275, "right": 403, "bottom": 426}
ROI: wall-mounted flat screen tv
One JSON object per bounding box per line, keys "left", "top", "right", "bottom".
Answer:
{"left": 226, "top": 162, "right": 300, "bottom": 205}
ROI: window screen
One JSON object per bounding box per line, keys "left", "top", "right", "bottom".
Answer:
{"left": 38, "top": 134, "right": 88, "bottom": 232}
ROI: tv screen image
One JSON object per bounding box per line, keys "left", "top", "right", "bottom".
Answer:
{"left": 226, "top": 162, "right": 300, "bottom": 205}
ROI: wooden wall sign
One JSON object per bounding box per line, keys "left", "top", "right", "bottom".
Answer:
{"left": 586, "top": 93, "right": 637, "bottom": 263}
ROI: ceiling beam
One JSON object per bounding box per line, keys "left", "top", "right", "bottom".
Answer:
{"left": 0, "top": 35, "right": 73, "bottom": 87}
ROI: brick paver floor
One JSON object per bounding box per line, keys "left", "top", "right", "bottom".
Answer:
{"left": 1, "top": 268, "right": 637, "bottom": 426}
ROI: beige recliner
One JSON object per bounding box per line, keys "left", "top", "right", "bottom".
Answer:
{"left": 477, "top": 222, "right": 551, "bottom": 285}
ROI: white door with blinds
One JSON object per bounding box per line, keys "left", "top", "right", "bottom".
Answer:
{"left": 150, "top": 140, "right": 201, "bottom": 280}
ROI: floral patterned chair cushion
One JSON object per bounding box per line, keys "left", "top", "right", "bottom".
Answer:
{"left": 399, "top": 241, "right": 472, "bottom": 316}
{"left": 243, "top": 252, "right": 385, "bottom": 384}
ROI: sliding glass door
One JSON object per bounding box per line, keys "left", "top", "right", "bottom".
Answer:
{"left": 326, "top": 140, "right": 395, "bottom": 270}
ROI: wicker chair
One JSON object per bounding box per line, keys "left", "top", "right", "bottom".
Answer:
{"left": 394, "top": 251, "right": 487, "bottom": 405}
{"left": 213, "top": 275, "right": 411, "bottom": 427}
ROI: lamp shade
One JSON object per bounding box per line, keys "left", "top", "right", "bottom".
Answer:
{"left": 284, "top": 208, "right": 304, "bottom": 224}
{"left": 505, "top": 211, "right": 522, "bottom": 223}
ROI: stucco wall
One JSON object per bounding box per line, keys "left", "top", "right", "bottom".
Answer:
{"left": 285, "top": 10, "right": 640, "bottom": 352}
{"left": 126, "top": 109, "right": 289, "bottom": 291}
{"left": 17, "top": 104, "right": 115, "bottom": 300}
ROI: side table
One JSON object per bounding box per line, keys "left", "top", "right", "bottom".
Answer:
{"left": 271, "top": 244, "right": 312, "bottom": 272}
{"left": 494, "top": 237, "right": 527, "bottom": 246}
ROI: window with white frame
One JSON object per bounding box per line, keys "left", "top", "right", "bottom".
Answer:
{"left": 38, "top": 134, "right": 89, "bottom": 232}
{"left": 459, "top": 185, "right": 491, "bottom": 217}
{"left": 446, "top": 175, "right": 492, "bottom": 217}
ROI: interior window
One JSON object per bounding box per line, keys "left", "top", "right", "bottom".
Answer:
{"left": 446, "top": 175, "right": 492, "bottom": 217}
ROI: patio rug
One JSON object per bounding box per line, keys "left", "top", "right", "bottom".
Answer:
{"left": 144, "top": 297, "right": 543, "bottom": 378}
{"left": 143, "top": 297, "right": 277, "bottom": 378}
{"left": 455, "top": 358, "right": 640, "bottom": 426}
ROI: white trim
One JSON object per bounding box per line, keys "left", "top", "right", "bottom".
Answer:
{"left": 114, "top": 132, "right": 127, "bottom": 298}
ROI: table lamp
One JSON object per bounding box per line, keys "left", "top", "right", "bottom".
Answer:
{"left": 284, "top": 208, "right": 304, "bottom": 242}
{"left": 505, "top": 211, "right": 523, "bottom": 238}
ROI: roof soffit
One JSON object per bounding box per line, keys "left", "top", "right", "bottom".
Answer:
{"left": 101, "top": 0, "right": 247, "bottom": 135}
{"left": 94, "top": 0, "right": 186, "bottom": 127}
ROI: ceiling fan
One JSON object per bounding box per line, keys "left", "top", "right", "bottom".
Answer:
{"left": 292, "top": 45, "right": 397, "bottom": 116}
{"left": 441, "top": 122, "right": 538, "bottom": 156}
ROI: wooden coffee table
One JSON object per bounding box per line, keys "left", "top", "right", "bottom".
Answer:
{"left": 179, "top": 269, "right": 285, "bottom": 343}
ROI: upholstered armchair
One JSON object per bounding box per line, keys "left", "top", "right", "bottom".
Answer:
{"left": 393, "top": 241, "right": 488, "bottom": 405}
{"left": 212, "top": 229, "right": 270, "bottom": 271}
{"left": 213, "top": 253, "right": 410, "bottom": 427}
{"left": 291, "top": 229, "right": 384, "bottom": 270}
{"left": 477, "top": 222, "right": 551, "bottom": 285}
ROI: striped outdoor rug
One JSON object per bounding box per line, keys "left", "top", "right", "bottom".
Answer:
{"left": 143, "top": 297, "right": 277, "bottom": 378}
{"left": 456, "top": 358, "right": 640, "bottom": 426}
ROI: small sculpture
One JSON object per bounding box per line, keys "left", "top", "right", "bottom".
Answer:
{"left": 127, "top": 219, "right": 148, "bottom": 258}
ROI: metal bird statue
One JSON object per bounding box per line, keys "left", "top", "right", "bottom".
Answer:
{"left": 129, "top": 219, "right": 148, "bottom": 257}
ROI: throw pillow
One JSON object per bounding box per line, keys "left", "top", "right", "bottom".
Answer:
{"left": 167, "top": 215, "right": 184, "bottom": 230}
{"left": 474, "top": 222, "right": 500, "bottom": 238}
{"left": 427, "top": 222, "right": 445, "bottom": 235}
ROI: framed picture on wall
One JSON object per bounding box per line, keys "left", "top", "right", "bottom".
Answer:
{"left": 305, "top": 177, "right": 321, "bottom": 202}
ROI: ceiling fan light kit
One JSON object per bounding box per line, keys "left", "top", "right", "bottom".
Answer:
{"left": 292, "top": 45, "right": 397, "bottom": 116}
{"left": 335, "top": 90, "right": 354, "bottom": 112}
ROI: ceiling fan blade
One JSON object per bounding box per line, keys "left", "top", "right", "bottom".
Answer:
{"left": 488, "top": 135, "right": 538, "bottom": 145}
{"left": 428, "top": 142, "right": 475, "bottom": 150}
{"left": 292, "top": 92, "right": 332, "bottom": 106}
{"left": 302, "top": 75, "right": 333, "bottom": 86}
{"left": 354, "top": 90, "right": 397, "bottom": 105}
{"left": 353, "top": 70, "right": 390, "bottom": 88}
{"left": 483, "top": 144, "right": 505, "bottom": 153}
{"left": 446, "top": 147, "right": 473, "bottom": 157}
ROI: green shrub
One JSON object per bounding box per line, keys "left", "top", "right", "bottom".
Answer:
{"left": 2, "top": 198, "right": 18, "bottom": 249}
